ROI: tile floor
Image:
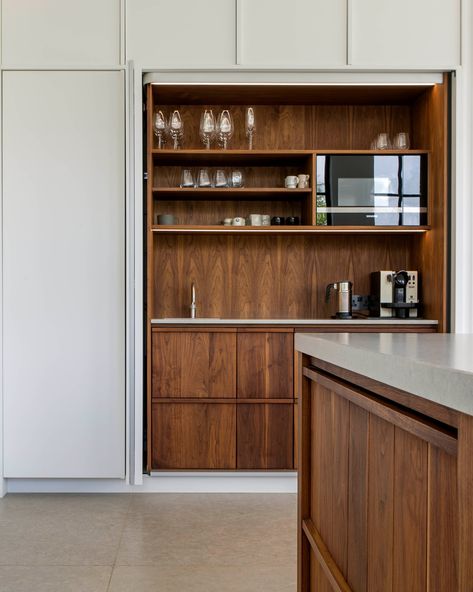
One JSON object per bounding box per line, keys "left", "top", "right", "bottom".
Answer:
{"left": 0, "top": 493, "right": 296, "bottom": 591}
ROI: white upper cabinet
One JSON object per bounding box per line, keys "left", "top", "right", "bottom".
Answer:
{"left": 1, "top": 0, "right": 121, "bottom": 66}
{"left": 350, "top": 0, "right": 460, "bottom": 67}
{"left": 3, "top": 71, "right": 125, "bottom": 478}
{"left": 239, "top": 0, "right": 346, "bottom": 67}
{"left": 127, "top": 0, "right": 235, "bottom": 66}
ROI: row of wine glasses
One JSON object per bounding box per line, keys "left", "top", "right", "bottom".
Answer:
{"left": 154, "top": 107, "right": 256, "bottom": 150}
{"left": 371, "top": 132, "right": 410, "bottom": 150}
{"left": 153, "top": 110, "right": 184, "bottom": 149}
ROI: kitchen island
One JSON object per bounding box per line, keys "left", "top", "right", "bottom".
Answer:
{"left": 295, "top": 333, "right": 473, "bottom": 592}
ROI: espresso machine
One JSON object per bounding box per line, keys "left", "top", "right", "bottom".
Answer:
{"left": 370, "top": 271, "right": 419, "bottom": 318}
{"left": 326, "top": 281, "right": 353, "bottom": 319}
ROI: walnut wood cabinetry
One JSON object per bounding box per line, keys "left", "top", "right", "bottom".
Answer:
{"left": 298, "top": 357, "right": 462, "bottom": 592}
{"left": 151, "top": 328, "right": 294, "bottom": 470}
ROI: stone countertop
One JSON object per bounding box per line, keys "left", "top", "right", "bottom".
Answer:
{"left": 295, "top": 332, "right": 473, "bottom": 416}
{"left": 151, "top": 318, "right": 438, "bottom": 325}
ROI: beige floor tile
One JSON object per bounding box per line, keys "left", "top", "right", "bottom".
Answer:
{"left": 116, "top": 494, "right": 296, "bottom": 568}
{"left": 0, "top": 494, "right": 131, "bottom": 566}
{"left": 0, "top": 566, "right": 112, "bottom": 592}
{"left": 108, "top": 565, "right": 296, "bottom": 592}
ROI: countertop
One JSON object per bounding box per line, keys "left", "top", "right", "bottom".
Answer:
{"left": 151, "top": 318, "right": 438, "bottom": 326}
{"left": 295, "top": 332, "right": 473, "bottom": 416}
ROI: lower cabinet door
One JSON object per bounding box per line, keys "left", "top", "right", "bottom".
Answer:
{"left": 152, "top": 403, "right": 236, "bottom": 469}
{"left": 237, "top": 404, "right": 294, "bottom": 469}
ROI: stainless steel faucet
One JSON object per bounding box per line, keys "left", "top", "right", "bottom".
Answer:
{"left": 190, "top": 283, "right": 197, "bottom": 318}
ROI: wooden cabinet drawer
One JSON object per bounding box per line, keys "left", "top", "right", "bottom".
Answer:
{"left": 237, "top": 403, "right": 293, "bottom": 469}
{"left": 237, "top": 331, "right": 294, "bottom": 399}
{"left": 151, "top": 402, "right": 236, "bottom": 470}
{"left": 152, "top": 330, "right": 236, "bottom": 398}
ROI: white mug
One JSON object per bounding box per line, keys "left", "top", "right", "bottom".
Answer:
{"left": 249, "top": 214, "right": 262, "bottom": 226}
{"left": 232, "top": 217, "right": 245, "bottom": 226}
{"left": 285, "top": 175, "right": 299, "bottom": 188}
{"left": 261, "top": 215, "right": 271, "bottom": 226}
{"left": 223, "top": 218, "right": 232, "bottom": 226}
{"left": 298, "top": 174, "right": 310, "bottom": 189}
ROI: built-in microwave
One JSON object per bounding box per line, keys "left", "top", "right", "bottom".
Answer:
{"left": 316, "top": 153, "right": 428, "bottom": 226}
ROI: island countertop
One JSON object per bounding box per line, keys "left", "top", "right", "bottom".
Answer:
{"left": 295, "top": 332, "right": 473, "bottom": 416}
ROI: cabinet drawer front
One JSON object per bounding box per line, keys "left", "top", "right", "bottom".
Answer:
{"left": 237, "top": 332, "right": 294, "bottom": 399}
{"left": 152, "top": 331, "right": 236, "bottom": 398}
{"left": 152, "top": 403, "right": 236, "bottom": 470}
{"left": 237, "top": 403, "right": 294, "bottom": 469}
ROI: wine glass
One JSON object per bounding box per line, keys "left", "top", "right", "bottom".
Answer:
{"left": 393, "top": 132, "right": 410, "bottom": 150}
{"left": 153, "top": 110, "right": 167, "bottom": 149}
{"left": 246, "top": 107, "right": 256, "bottom": 150}
{"left": 216, "top": 110, "right": 233, "bottom": 150}
{"left": 200, "top": 109, "right": 216, "bottom": 149}
{"left": 169, "top": 110, "right": 184, "bottom": 150}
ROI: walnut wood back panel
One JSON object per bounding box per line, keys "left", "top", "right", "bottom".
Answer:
{"left": 152, "top": 234, "right": 418, "bottom": 319}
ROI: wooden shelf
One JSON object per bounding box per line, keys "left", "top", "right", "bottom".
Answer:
{"left": 151, "top": 149, "right": 314, "bottom": 165}
{"left": 151, "top": 225, "right": 430, "bottom": 234}
{"left": 152, "top": 187, "right": 312, "bottom": 200}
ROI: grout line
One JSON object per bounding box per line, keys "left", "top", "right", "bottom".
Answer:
{"left": 105, "top": 493, "right": 134, "bottom": 591}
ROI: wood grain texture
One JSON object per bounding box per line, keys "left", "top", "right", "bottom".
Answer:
{"left": 298, "top": 355, "right": 311, "bottom": 592}
{"left": 458, "top": 412, "right": 473, "bottom": 592}
{"left": 393, "top": 427, "right": 428, "bottom": 592}
{"left": 347, "top": 404, "right": 368, "bottom": 592}
{"left": 152, "top": 330, "right": 236, "bottom": 398}
{"left": 237, "top": 331, "right": 294, "bottom": 399}
{"left": 151, "top": 402, "right": 236, "bottom": 469}
{"left": 236, "top": 403, "right": 293, "bottom": 469}
{"left": 427, "top": 444, "right": 458, "bottom": 591}
{"left": 367, "top": 414, "right": 394, "bottom": 592}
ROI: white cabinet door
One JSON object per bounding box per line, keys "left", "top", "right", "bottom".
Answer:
{"left": 1, "top": 0, "right": 121, "bottom": 66}
{"left": 127, "top": 0, "right": 235, "bottom": 66}
{"left": 3, "top": 71, "right": 125, "bottom": 478}
{"left": 350, "top": 0, "right": 460, "bottom": 67}
{"left": 239, "top": 0, "right": 346, "bottom": 67}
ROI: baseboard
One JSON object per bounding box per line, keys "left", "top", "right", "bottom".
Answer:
{"left": 5, "top": 472, "right": 297, "bottom": 494}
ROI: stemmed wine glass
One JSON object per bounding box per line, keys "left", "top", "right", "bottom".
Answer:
{"left": 200, "top": 109, "right": 216, "bottom": 149}
{"left": 169, "top": 110, "right": 184, "bottom": 149}
{"left": 153, "top": 110, "right": 167, "bottom": 149}
{"left": 216, "top": 110, "right": 233, "bottom": 150}
{"left": 246, "top": 107, "right": 256, "bottom": 150}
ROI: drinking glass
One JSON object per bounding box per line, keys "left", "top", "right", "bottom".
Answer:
{"left": 200, "top": 109, "right": 216, "bottom": 149}
{"left": 216, "top": 110, "right": 233, "bottom": 149}
{"left": 169, "top": 110, "right": 184, "bottom": 149}
{"left": 180, "top": 169, "right": 195, "bottom": 188}
{"left": 246, "top": 107, "right": 256, "bottom": 150}
{"left": 197, "top": 168, "right": 211, "bottom": 187}
{"left": 374, "top": 132, "right": 391, "bottom": 150}
{"left": 153, "top": 110, "right": 167, "bottom": 149}
{"left": 214, "top": 169, "right": 228, "bottom": 187}
{"left": 393, "top": 132, "right": 410, "bottom": 150}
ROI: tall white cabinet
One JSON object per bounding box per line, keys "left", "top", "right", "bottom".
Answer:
{"left": 2, "top": 71, "right": 125, "bottom": 478}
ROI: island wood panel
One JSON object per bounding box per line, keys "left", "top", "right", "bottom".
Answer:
{"left": 151, "top": 329, "right": 236, "bottom": 398}
{"left": 153, "top": 234, "right": 417, "bottom": 319}
{"left": 236, "top": 403, "right": 293, "bottom": 469}
{"left": 237, "top": 331, "right": 294, "bottom": 398}
{"left": 412, "top": 75, "right": 448, "bottom": 331}
{"left": 300, "top": 370, "right": 459, "bottom": 592}
{"left": 151, "top": 402, "right": 236, "bottom": 469}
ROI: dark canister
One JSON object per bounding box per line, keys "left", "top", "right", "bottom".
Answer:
{"left": 271, "top": 216, "right": 284, "bottom": 225}
{"left": 285, "top": 216, "right": 300, "bottom": 225}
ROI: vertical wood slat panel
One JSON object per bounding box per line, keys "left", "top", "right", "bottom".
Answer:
{"left": 427, "top": 445, "right": 458, "bottom": 591}
{"left": 347, "top": 404, "right": 369, "bottom": 592}
{"left": 457, "top": 413, "right": 473, "bottom": 591}
{"left": 298, "top": 360, "right": 311, "bottom": 592}
{"left": 368, "top": 415, "right": 394, "bottom": 592}
{"left": 393, "top": 427, "right": 428, "bottom": 592}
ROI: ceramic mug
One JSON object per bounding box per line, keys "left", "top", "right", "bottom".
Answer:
{"left": 271, "top": 216, "right": 284, "bottom": 226}
{"left": 223, "top": 218, "right": 233, "bottom": 226}
{"left": 261, "top": 215, "right": 271, "bottom": 226}
{"left": 232, "top": 217, "right": 246, "bottom": 226}
{"left": 157, "top": 214, "right": 176, "bottom": 225}
{"left": 298, "top": 174, "right": 310, "bottom": 189}
{"left": 249, "top": 214, "right": 262, "bottom": 226}
{"left": 285, "top": 175, "right": 299, "bottom": 189}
